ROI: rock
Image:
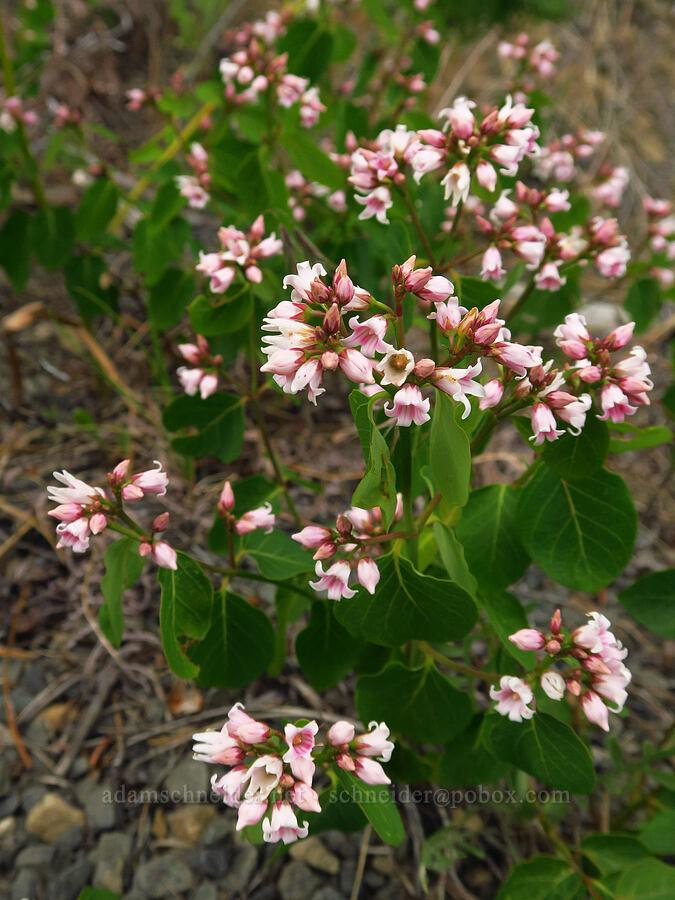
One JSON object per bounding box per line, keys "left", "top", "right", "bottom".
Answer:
{"left": 289, "top": 836, "right": 340, "bottom": 874}
{"left": 38, "top": 702, "right": 73, "bottom": 733}
{"left": 190, "top": 885, "right": 218, "bottom": 900}
{"left": 47, "top": 856, "right": 92, "bottom": 900}
{"left": 152, "top": 808, "right": 168, "bottom": 839}
{"left": 11, "top": 868, "right": 38, "bottom": 900}
{"left": 52, "top": 825, "right": 84, "bottom": 863}
{"left": 221, "top": 843, "right": 257, "bottom": 894}
{"left": 76, "top": 778, "right": 117, "bottom": 833}
{"left": 190, "top": 844, "right": 229, "bottom": 878}
{"left": 16, "top": 842, "right": 54, "bottom": 868}
{"left": 338, "top": 861, "right": 357, "bottom": 895}
{"left": 167, "top": 804, "right": 216, "bottom": 845}
{"left": 93, "top": 830, "right": 133, "bottom": 894}
{"left": 0, "top": 815, "right": 16, "bottom": 841}
{"left": 164, "top": 754, "right": 209, "bottom": 801}
{"left": 71, "top": 755, "right": 90, "bottom": 778}
{"left": 8, "top": 686, "right": 32, "bottom": 715}
{"left": 313, "top": 889, "right": 347, "bottom": 900}
{"left": 25, "top": 716, "right": 50, "bottom": 744}
{"left": 132, "top": 855, "right": 195, "bottom": 898}
{"left": 278, "top": 861, "right": 322, "bottom": 900}
{"left": 20, "top": 783, "right": 48, "bottom": 812}
{"left": 0, "top": 750, "right": 15, "bottom": 797}
{"left": 0, "top": 794, "right": 18, "bottom": 817}
{"left": 20, "top": 662, "right": 48, "bottom": 694}
{"left": 25, "top": 792, "right": 85, "bottom": 842}
{"left": 371, "top": 853, "right": 395, "bottom": 875}
{"left": 201, "top": 813, "right": 233, "bottom": 845}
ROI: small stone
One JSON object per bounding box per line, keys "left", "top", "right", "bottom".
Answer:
{"left": 338, "top": 861, "right": 357, "bottom": 895}
{"left": 16, "top": 843, "right": 53, "bottom": 868}
{"left": 20, "top": 662, "right": 48, "bottom": 694}
{"left": 167, "top": 804, "right": 216, "bottom": 845}
{"left": 278, "top": 861, "right": 322, "bottom": 900}
{"left": 38, "top": 702, "right": 73, "bottom": 733}
{"left": 0, "top": 750, "right": 16, "bottom": 797}
{"left": 93, "top": 830, "right": 133, "bottom": 894}
{"left": 25, "top": 792, "right": 85, "bottom": 843}
{"left": 52, "top": 825, "right": 84, "bottom": 863}
{"left": 76, "top": 778, "right": 117, "bottom": 833}
{"left": 190, "top": 844, "right": 228, "bottom": 878}
{"left": 371, "top": 853, "right": 395, "bottom": 875}
{"left": 132, "top": 855, "right": 195, "bottom": 898}
{"left": 152, "top": 808, "right": 168, "bottom": 839}
{"left": 313, "top": 889, "right": 347, "bottom": 900}
{"left": 289, "top": 836, "right": 340, "bottom": 874}
{"left": 201, "top": 813, "right": 233, "bottom": 845}
{"left": 47, "top": 856, "right": 92, "bottom": 900}
{"left": 0, "top": 816, "right": 16, "bottom": 840}
{"left": 190, "top": 885, "right": 218, "bottom": 900}
{"left": 9, "top": 686, "right": 32, "bottom": 714}
{"left": 164, "top": 754, "right": 209, "bottom": 801}
{"left": 20, "top": 784, "right": 47, "bottom": 812}
{"left": 221, "top": 843, "right": 257, "bottom": 894}
{"left": 11, "top": 868, "right": 38, "bottom": 900}
{"left": 0, "top": 794, "right": 19, "bottom": 817}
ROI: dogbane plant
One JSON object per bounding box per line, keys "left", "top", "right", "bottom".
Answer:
{"left": 5, "top": 0, "right": 671, "bottom": 893}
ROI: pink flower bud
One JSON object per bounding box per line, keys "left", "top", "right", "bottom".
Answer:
{"left": 152, "top": 512, "right": 170, "bottom": 532}
{"left": 290, "top": 782, "right": 322, "bottom": 813}
{"left": 219, "top": 481, "right": 235, "bottom": 513}
{"left": 327, "top": 721, "right": 356, "bottom": 746}
{"left": 313, "top": 541, "right": 337, "bottom": 560}
{"left": 509, "top": 628, "right": 545, "bottom": 651}
{"left": 110, "top": 459, "right": 131, "bottom": 484}
{"left": 476, "top": 160, "right": 497, "bottom": 192}
{"left": 48, "top": 503, "right": 85, "bottom": 523}
{"left": 605, "top": 322, "right": 634, "bottom": 350}
{"left": 479, "top": 378, "right": 504, "bottom": 410}
{"left": 336, "top": 752, "right": 356, "bottom": 771}
{"left": 323, "top": 303, "right": 342, "bottom": 334}
{"left": 357, "top": 558, "right": 380, "bottom": 595}
{"left": 321, "top": 350, "right": 339, "bottom": 370}
{"left": 121, "top": 484, "right": 145, "bottom": 501}
{"left": 89, "top": 513, "right": 107, "bottom": 535}
{"left": 335, "top": 514, "right": 353, "bottom": 536}
{"left": 566, "top": 679, "right": 581, "bottom": 696}
{"left": 153, "top": 541, "right": 177, "bottom": 570}
{"left": 545, "top": 639, "right": 561, "bottom": 655}
{"left": 550, "top": 608, "right": 562, "bottom": 634}
{"left": 292, "top": 526, "right": 332, "bottom": 548}
{"left": 138, "top": 541, "right": 152, "bottom": 557}
{"left": 413, "top": 358, "right": 436, "bottom": 378}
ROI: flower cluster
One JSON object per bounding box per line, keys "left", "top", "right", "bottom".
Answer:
{"left": 175, "top": 142, "right": 211, "bottom": 209}
{"left": 216, "top": 481, "right": 275, "bottom": 536}
{"left": 219, "top": 14, "right": 325, "bottom": 128}
{"left": 498, "top": 33, "right": 559, "bottom": 92}
{"left": 176, "top": 335, "right": 221, "bottom": 399}
{"left": 491, "top": 610, "right": 631, "bottom": 732}
{"left": 644, "top": 196, "right": 675, "bottom": 261}
{"left": 0, "top": 95, "right": 37, "bottom": 132}
{"left": 285, "top": 169, "right": 347, "bottom": 222}
{"left": 293, "top": 497, "right": 403, "bottom": 600}
{"left": 47, "top": 461, "right": 176, "bottom": 568}
{"left": 193, "top": 703, "right": 394, "bottom": 844}
{"left": 534, "top": 128, "right": 605, "bottom": 182}
{"left": 554, "top": 313, "right": 653, "bottom": 423}
{"left": 196, "top": 215, "right": 283, "bottom": 293}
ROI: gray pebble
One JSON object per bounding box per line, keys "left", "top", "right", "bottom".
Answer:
{"left": 47, "top": 856, "right": 93, "bottom": 900}
{"left": 163, "top": 755, "right": 210, "bottom": 801}
{"left": 278, "top": 861, "right": 322, "bottom": 900}
{"left": 76, "top": 778, "right": 117, "bottom": 833}
{"left": 11, "top": 867, "right": 39, "bottom": 900}
{"left": 132, "top": 855, "right": 195, "bottom": 898}
{"left": 190, "top": 885, "right": 218, "bottom": 900}
{"left": 16, "top": 842, "right": 54, "bottom": 868}
{"left": 191, "top": 844, "right": 229, "bottom": 878}
{"left": 93, "top": 830, "right": 133, "bottom": 894}
{"left": 53, "top": 825, "right": 85, "bottom": 863}
{"left": 220, "top": 843, "right": 257, "bottom": 894}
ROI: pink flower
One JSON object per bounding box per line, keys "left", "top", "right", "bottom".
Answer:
{"left": 509, "top": 628, "right": 545, "bottom": 650}
{"left": 597, "top": 383, "right": 636, "bottom": 423}
{"left": 429, "top": 300, "right": 463, "bottom": 331}
{"left": 48, "top": 470, "right": 104, "bottom": 506}
{"left": 541, "top": 671, "right": 566, "bottom": 701}
{"left": 235, "top": 502, "right": 275, "bottom": 535}
{"left": 176, "top": 176, "right": 209, "bottom": 209}
{"left": 441, "top": 161, "right": 471, "bottom": 206}
{"left": 511, "top": 225, "right": 547, "bottom": 269}
{"left": 573, "top": 612, "right": 613, "bottom": 654}
{"left": 327, "top": 721, "right": 356, "bottom": 746}
{"left": 491, "top": 190, "right": 519, "bottom": 222}
{"left": 384, "top": 384, "right": 431, "bottom": 427}
{"left": 378, "top": 348, "right": 415, "bottom": 387}
{"left": 415, "top": 275, "right": 455, "bottom": 304}
{"left": 580, "top": 691, "right": 609, "bottom": 732}
{"left": 529, "top": 402, "right": 565, "bottom": 445}
{"left": 290, "top": 781, "right": 322, "bottom": 814}
{"left": 131, "top": 461, "right": 168, "bottom": 497}
{"left": 489, "top": 676, "right": 535, "bottom": 722}
{"left": 440, "top": 96, "right": 476, "bottom": 139}
{"left": 356, "top": 558, "right": 380, "bottom": 595}
{"left": 218, "top": 481, "right": 235, "bottom": 513}
{"left": 355, "top": 187, "right": 393, "bottom": 224}
{"left": 479, "top": 378, "right": 504, "bottom": 410}
{"left": 55, "top": 518, "right": 91, "bottom": 553}
{"left": 192, "top": 726, "right": 244, "bottom": 765}
{"left": 432, "top": 361, "right": 486, "bottom": 418}
{"left": 343, "top": 315, "right": 389, "bottom": 356}
{"left": 605, "top": 322, "right": 635, "bottom": 350}
{"left": 481, "top": 246, "right": 506, "bottom": 280}
{"left": 263, "top": 800, "right": 309, "bottom": 845}
{"left": 292, "top": 526, "right": 333, "bottom": 549}
{"left": 554, "top": 313, "right": 591, "bottom": 359}
{"left": 339, "top": 348, "right": 375, "bottom": 384}
{"left": 236, "top": 798, "right": 268, "bottom": 831}
{"left": 476, "top": 160, "right": 497, "bottom": 192}
{"left": 244, "top": 755, "right": 284, "bottom": 801}
{"left": 595, "top": 243, "right": 630, "bottom": 278}
{"left": 310, "top": 560, "right": 357, "bottom": 601}
{"left": 491, "top": 342, "right": 543, "bottom": 376}
{"left": 534, "top": 260, "right": 566, "bottom": 291}
{"left": 552, "top": 392, "right": 591, "bottom": 434}
{"left": 283, "top": 260, "right": 328, "bottom": 303}
{"left": 283, "top": 721, "right": 318, "bottom": 783}
{"left": 226, "top": 703, "right": 270, "bottom": 744}
{"left": 543, "top": 188, "right": 570, "bottom": 212}
{"left": 152, "top": 541, "right": 177, "bottom": 570}
{"left": 211, "top": 766, "right": 249, "bottom": 807}
{"left": 354, "top": 757, "right": 391, "bottom": 785}
{"left": 355, "top": 722, "right": 394, "bottom": 761}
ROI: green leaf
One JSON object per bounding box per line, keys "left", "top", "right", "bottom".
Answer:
{"left": 78, "top": 889, "right": 121, "bottom": 900}
{"left": 497, "top": 856, "right": 584, "bottom": 900}
{"left": 190, "top": 591, "right": 274, "bottom": 689}
{"left": 149, "top": 180, "right": 186, "bottom": 229}
{"left": 336, "top": 770, "right": 404, "bottom": 846}
{"left": 438, "top": 715, "right": 508, "bottom": 786}
{"left": 132, "top": 218, "right": 173, "bottom": 284}
{"left": 482, "top": 712, "right": 596, "bottom": 794}
{"left": 304, "top": 785, "right": 367, "bottom": 835}
{"left": 608, "top": 422, "right": 673, "bottom": 453}
{"left": 518, "top": 467, "right": 637, "bottom": 592}
{"left": 64, "top": 254, "right": 118, "bottom": 319}
{"left": 31, "top": 207, "right": 75, "bottom": 270}
{"left": 479, "top": 591, "right": 536, "bottom": 669}
{"left": 0, "top": 209, "right": 31, "bottom": 289}
{"left": 241, "top": 529, "right": 313, "bottom": 580}
{"left": 147, "top": 268, "right": 195, "bottom": 329}
{"left": 429, "top": 392, "right": 471, "bottom": 509}
{"left": 188, "top": 291, "right": 254, "bottom": 335}
{"left": 616, "top": 859, "right": 675, "bottom": 899}
{"left": 296, "top": 601, "right": 363, "bottom": 691}
{"left": 581, "top": 834, "right": 649, "bottom": 876}
{"left": 639, "top": 809, "right": 675, "bottom": 855}
{"left": 457, "top": 275, "right": 501, "bottom": 308}
{"left": 282, "top": 130, "right": 345, "bottom": 191}
{"left": 348, "top": 390, "right": 397, "bottom": 529}
{"left": 432, "top": 522, "right": 477, "bottom": 597}
{"left": 618, "top": 569, "right": 675, "bottom": 638}
{"left": 158, "top": 552, "right": 213, "bottom": 679}
{"left": 99, "top": 538, "right": 145, "bottom": 647}
{"left": 542, "top": 414, "right": 609, "bottom": 480}
{"left": 278, "top": 19, "right": 334, "bottom": 80}
{"left": 334, "top": 553, "right": 477, "bottom": 648}
{"left": 356, "top": 661, "right": 473, "bottom": 743}
{"left": 456, "top": 484, "right": 530, "bottom": 592}
{"left": 624, "top": 277, "right": 661, "bottom": 333}
{"left": 75, "top": 178, "right": 118, "bottom": 240}
{"left": 162, "top": 391, "right": 245, "bottom": 462}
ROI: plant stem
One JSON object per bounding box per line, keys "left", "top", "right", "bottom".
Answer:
{"left": 201, "top": 561, "right": 315, "bottom": 601}
{"left": 397, "top": 426, "right": 417, "bottom": 566}
{"left": 418, "top": 642, "right": 500, "bottom": 681}
{"left": 508, "top": 275, "right": 536, "bottom": 320}
{"left": 400, "top": 185, "right": 437, "bottom": 267}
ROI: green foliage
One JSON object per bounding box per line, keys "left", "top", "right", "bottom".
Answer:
{"left": 618, "top": 569, "right": 675, "bottom": 638}
{"left": 158, "top": 552, "right": 213, "bottom": 679}
{"left": 429, "top": 392, "right": 471, "bottom": 509}
{"left": 496, "top": 856, "right": 584, "bottom": 900}
{"left": 336, "top": 770, "right": 404, "bottom": 846}
{"left": 162, "top": 392, "right": 245, "bottom": 462}
{"left": 296, "top": 601, "right": 364, "bottom": 691}
{"left": 349, "top": 390, "right": 398, "bottom": 528}
{"left": 99, "top": 538, "right": 145, "bottom": 647}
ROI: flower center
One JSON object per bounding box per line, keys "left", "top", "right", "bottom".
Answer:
{"left": 390, "top": 353, "right": 410, "bottom": 371}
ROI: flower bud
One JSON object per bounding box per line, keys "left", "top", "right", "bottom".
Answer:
{"left": 152, "top": 512, "right": 170, "bottom": 532}
{"left": 313, "top": 541, "right": 337, "bottom": 560}
{"left": 566, "top": 679, "right": 581, "bottom": 697}
{"left": 138, "top": 541, "right": 152, "bottom": 557}
{"left": 279, "top": 773, "right": 295, "bottom": 789}
{"left": 89, "top": 513, "right": 107, "bottom": 535}
{"left": 413, "top": 358, "right": 436, "bottom": 378}
{"left": 121, "top": 483, "right": 145, "bottom": 502}
{"left": 110, "top": 459, "right": 131, "bottom": 485}
{"left": 509, "top": 629, "right": 545, "bottom": 651}
{"left": 540, "top": 670, "right": 566, "bottom": 701}
{"left": 336, "top": 752, "right": 355, "bottom": 771}
{"left": 333, "top": 259, "right": 354, "bottom": 303}
{"left": 550, "top": 608, "right": 562, "bottom": 634}
{"left": 335, "top": 515, "right": 353, "bottom": 536}
{"left": 323, "top": 303, "right": 341, "bottom": 335}
{"left": 321, "top": 350, "right": 339, "bottom": 370}
{"left": 327, "top": 721, "right": 356, "bottom": 746}
{"left": 545, "top": 639, "right": 561, "bottom": 655}
{"left": 218, "top": 481, "right": 235, "bottom": 514}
